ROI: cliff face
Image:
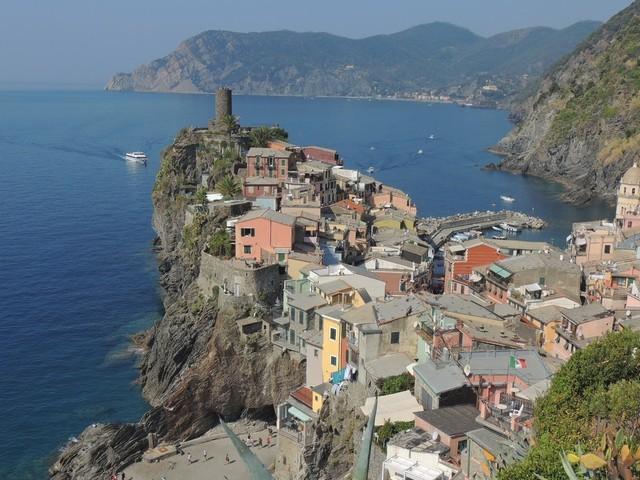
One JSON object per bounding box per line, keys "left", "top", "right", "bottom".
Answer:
{"left": 105, "top": 22, "right": 599, "bottom": 101}
{"left": 495, "top": 1, "right": 640, "bottom": 203}
{"left": 50, "top": 128, "right": 304, "bottom": 479}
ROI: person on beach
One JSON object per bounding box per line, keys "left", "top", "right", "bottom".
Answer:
{"left": 203, "top": 449, "right": 207, "bottom": 461}
{"left": 225, "top": 453, "right": 230, "bottom": 464}
{"left": 187, "top": 452, "right": 192, "bottom": 464}
{"left": 258, "top": 437, "right": 263, "bottom": 448}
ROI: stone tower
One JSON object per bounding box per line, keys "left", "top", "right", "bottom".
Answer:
{"left": 214, "top": 87, "right": 232, "bottom": 127}
{"left": 616, "top": 161, "right": 640, "bottom": 225}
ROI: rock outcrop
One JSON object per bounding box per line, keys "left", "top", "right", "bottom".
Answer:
{"left": 495, "top": 1, "right": 640, "bottom": 204}
{"left": 51, "top": 127, "right": 304, "bottom": 479}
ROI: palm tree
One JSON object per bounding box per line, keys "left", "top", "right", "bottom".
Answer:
{"left": 216, "top": 175, "right": 240, "bottom": 199}
{"left": 220, "top": 114, "right": 240, "bottom": 133}
{"left": 249, "top": 126, "right": 288, "bottom": 148}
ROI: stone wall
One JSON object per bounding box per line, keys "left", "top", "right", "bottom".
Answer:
{"left": 197, "top": 252, "right": 282, "bottom": 304}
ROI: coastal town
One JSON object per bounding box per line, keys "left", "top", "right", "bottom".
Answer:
{"left": 111, "top": 88, "right": 640, "bottom": 480}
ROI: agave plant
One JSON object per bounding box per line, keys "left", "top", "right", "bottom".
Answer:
{"left": 353, "top": 395, "right": 378, "bottom": 480}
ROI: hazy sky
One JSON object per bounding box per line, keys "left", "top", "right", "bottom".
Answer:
{"left": 0, "top": 0, "right": 632, "bottom": 86}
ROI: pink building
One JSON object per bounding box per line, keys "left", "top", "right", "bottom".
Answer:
{"left": 245, "top": 148, "right": 297, "bottom": 182}
{"left": 372, "top": 185, "right": 417, "bottom": 216}
{"left": 302, "top": 146, "right": 342, "bottom": 165}
{"left": 550, "top": 303, "right": 615, "bottom": 360}
{"left": 234, "top": 209, "right": 296, "bottom": 263}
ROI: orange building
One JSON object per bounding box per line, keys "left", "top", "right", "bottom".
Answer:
{"left": 371, "top": 185, "right": 417, "bottom": 216}
{"left": 444, "top": 239, "right": 506, "bottom": 294}
{"left": 234, "top": 209, "right": 296, "bottom": 263}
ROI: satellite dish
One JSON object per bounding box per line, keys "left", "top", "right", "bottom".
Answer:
{"left": 463, "top": 364, "right": 471, "bottom": 377}
{"left": 431, "top": 431, "right": 439, "bottom": 441}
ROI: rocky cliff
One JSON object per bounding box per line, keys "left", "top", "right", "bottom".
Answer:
{"left": 495, "top": 1, "right": 640, "bottom": 204}
{"left": 106, "top": 22, "right": 599, "bottom": 101}
{"left": 50, "top": 128, "right": 304, "bottom": 479}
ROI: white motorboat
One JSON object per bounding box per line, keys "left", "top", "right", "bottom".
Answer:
{"left": 428, "top": 134, "right": 436, "bottom": 140}
{"left": 417, "top": 149, "right": 423, "bottom": 154}
{"left": 492, "top": 234, "right": 507, "bottom": 240}
{"left": 500, "top": 223, "right": 520, "bottom": 233}
{"left": 367, "top": 166, "right": 375, "bottom": 174}
{"left": 491, "top": 226, "right": 503, "bottom": 232}
{"left": 125, "top": 152, "right": 148, "bottom": 164}
{"left": 500, "top": 195, "right": 515, "bottom": 202}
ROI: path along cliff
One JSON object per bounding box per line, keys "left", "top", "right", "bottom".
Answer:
{"left": 50, "top": 128, "right": 304, "bottom": 479}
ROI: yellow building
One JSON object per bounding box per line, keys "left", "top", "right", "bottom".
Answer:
{"left": 616, "top": 162, "right": 640, "bottom": 224}
{"left": 320, "top": 310, "right": 346, "bottom": 383}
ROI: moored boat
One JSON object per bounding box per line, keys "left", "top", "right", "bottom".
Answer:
{"left": 500, "top": 195, "right": 515, "bottom": 202}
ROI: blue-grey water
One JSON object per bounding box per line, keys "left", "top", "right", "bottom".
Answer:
{"left": 0, "top": 91, "right": 613, "bottom": 479}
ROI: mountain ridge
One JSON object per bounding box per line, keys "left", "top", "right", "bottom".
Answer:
{"left": 106, "top": 21, "right": 601, "bottom": 101}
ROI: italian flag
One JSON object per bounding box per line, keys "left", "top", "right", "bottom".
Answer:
{"left": 509, "top": 355, "right": 527, "bottom": 369}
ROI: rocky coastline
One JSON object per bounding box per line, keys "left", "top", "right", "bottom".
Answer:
{"left": 50, "top": 128, "right": 304, "bottom": 479}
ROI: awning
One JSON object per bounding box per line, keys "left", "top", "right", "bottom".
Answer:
{"left": 331, "top": 367, "right": 346, "bottom": 384}
{"left": 489, "top": 264, "right": 512, "bottom": 279}
{"left": 575, "top": 237, "right": 587, "bottom": 246}
{"left": 449, "top": 245, "right": 466, "bottom": 253}
{"left": 524, "top": 283, "right": 542, "bottom": 293}
{"left": 361, "top": 390, "right": 423, "bottom": 426}
{"left": 288, "top": 406, "right": 312, "bottom": 422}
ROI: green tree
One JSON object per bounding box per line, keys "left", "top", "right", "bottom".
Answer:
{"left": 498, "top": 330, "right": 640, "bottom": 480}
{"left": 208, "top": 229, "right": 232, "bottom": 258}
{"left": 377, "top": 373, "right": 414, "bottom": 395}
{"left": 216, "top": 175, "right": 241, "bottom": 199}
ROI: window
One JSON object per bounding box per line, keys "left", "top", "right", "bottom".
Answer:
{"left": 629, "top": 221, "right": 633, "bottom": 228}
{"left": 330, "top": 327, "right": 337, "bottom": 340}
{"left": 390, "top": 331, "right": 400, "bottom": 344}
{"left": 330, "top": 355, "right": 337, "bottom": 366}
{"left": 281, "top": 159, "right": 286, "bottom": 166}
{"left": 240, "top": 228, "right": 255, "bottom": 237}
{"left": 314, "top": 349, "right": 318, "bottom": 358}
{"left": 243, "top": 245, "right": 252, "bottom": 254}
{"left": 634, "top": 188, "right": 637, "bottom": 195}
{"left": 604, "top": 245, "right": 611, "bottom": 254}
{"left": 247, "top": 186, "right": 255, "bottom": 194}
{"left": 299, "top": 310, "right": 304, "bottom": 325}
{"left": 281, "top": 169, "right": 285, "bottom": 176}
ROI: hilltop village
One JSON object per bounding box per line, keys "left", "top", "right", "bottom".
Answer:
{"left": 64, "top": 89, "right": 640, "bottom": 480}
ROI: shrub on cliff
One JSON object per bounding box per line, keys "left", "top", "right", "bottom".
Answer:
{"left": 497, "top": 330, "right": 640, "bottom": 480}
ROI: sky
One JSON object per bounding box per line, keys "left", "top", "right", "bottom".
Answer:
{"left": 0, "top": 0, "right": 632, "bottom": 87}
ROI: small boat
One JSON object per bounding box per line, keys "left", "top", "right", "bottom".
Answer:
{"left": 417, "top": 149, "right": 423, "bottom": 154}
{"left": 492, "top": 234, "right": 507, "bottom": 240}
{"left": 367, "top": 166, "right": 375, "bottom": 174}
{"left": 500, "top": 195, "right": 515, "bottom": 202}
{"left": 492, "top": 226, "right": 503, "bottom": 232}
{"left": 428, "top": 134, "right": 436, "bottom": 140}
{"left": 370, "top": 146, "right": 376, "bottom": 151}
{"left": 125, "top": 152, "right": 148, "bottom": 164}
{"left": 500, "top": 223, "right": 520, "bottom": 233}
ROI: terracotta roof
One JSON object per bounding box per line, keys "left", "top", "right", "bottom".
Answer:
{"left": 290, "top": 386, "right": 313, "bottom": 409}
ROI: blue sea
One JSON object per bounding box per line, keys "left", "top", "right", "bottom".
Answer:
{"left": 0, "top": 91, "right": 613, "bottom": 479}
